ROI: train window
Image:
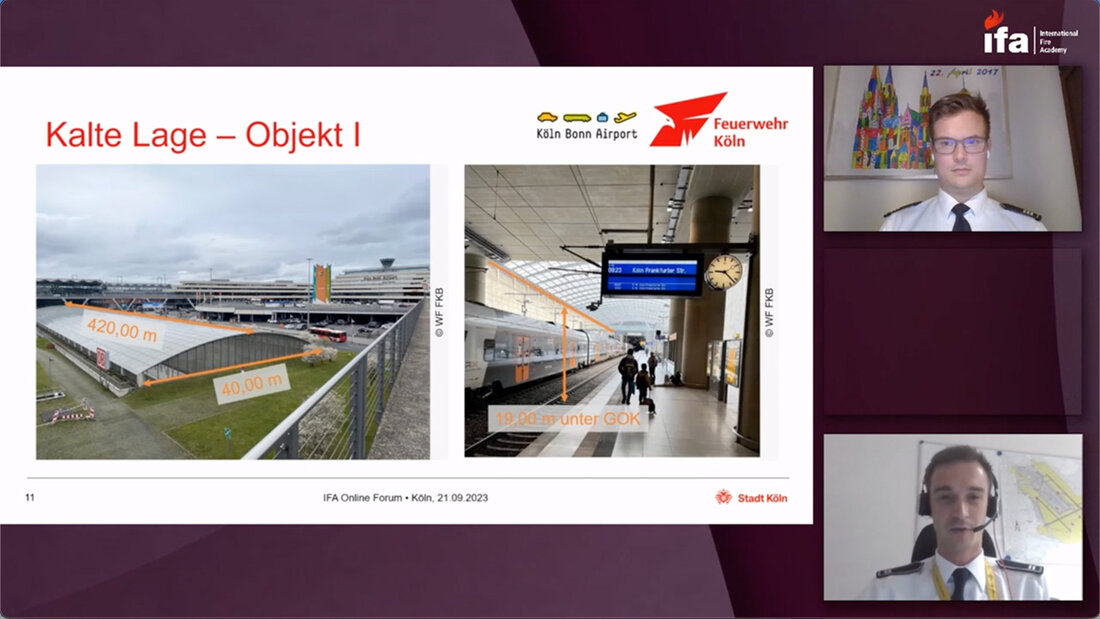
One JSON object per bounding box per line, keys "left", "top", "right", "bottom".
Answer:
{"left": 483, "top": 339, "right": 495, "bottom": 362}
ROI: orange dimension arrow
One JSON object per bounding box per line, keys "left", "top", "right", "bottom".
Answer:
{"left": 143, "top": 349, "right": 323, "bottom": 387}
{"left": 66, "top": 302, "right": 254, "bottom": 334}
{"left": 561, "top": 307, "right": 568, "bottom": 402}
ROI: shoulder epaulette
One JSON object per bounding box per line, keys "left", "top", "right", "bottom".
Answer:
{"left": 876, "top": 562, "right": 923, "bottom": 578}
{"left": 998, "top": 559, "right": 1044, "bottom": 575}
{"left": 1000, "top": 203, "right": 1042, "bottom": 222}
{"left": 884, "top": 201, "right": 921, "bottom": 218}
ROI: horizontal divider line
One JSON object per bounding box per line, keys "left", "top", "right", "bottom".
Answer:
{"left": 28, "top": 476, "right": 791, "bottom": 480}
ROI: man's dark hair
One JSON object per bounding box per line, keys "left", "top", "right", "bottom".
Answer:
{"left": 928, "top": 92, "right": 991, "bottom": 139}
{"left": 922, "top": 445, "right": 997, "bottom": 492}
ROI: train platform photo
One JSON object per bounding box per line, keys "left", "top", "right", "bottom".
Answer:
{"left": 464, "top": 165, "right": 762, "bottom": 458}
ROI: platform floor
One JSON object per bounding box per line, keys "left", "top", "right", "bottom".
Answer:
{"left": 520, "top": 351, "right": 757, "bottom": 458}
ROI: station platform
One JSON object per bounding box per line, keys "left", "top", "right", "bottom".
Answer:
{"left": 520, "top": 351, "right": 757, "bottom": 458}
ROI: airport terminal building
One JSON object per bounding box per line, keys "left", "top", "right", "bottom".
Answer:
{"left": 174, "top": 261, "right": 429, "bottom": 305}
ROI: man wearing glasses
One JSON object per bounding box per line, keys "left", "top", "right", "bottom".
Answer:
{"left": 880, "top": 93, "right": 1046, "bottom": 231}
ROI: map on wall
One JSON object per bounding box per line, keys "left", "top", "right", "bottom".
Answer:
{"left": 916, "top": 440, "right": 1083, "bottom": 600}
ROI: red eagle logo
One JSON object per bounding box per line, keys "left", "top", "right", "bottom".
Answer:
{"left": 651, "top": 92, "right": 727, "bottom": 147}
{"left": 715, "top": 489, "right": 733, "bottom": 504}
{"left": 984, "top": 9, "right": 1005, "bottom": 30}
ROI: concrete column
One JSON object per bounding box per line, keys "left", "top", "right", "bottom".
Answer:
{"left": 680, "top": 196, "right": 732, "bottom": 387}
{"left": 737, "top": 168, "right": 761, "bottom": 451}
{"left": 668, "top": 299, "right": 685, "bottom": 371}
{"left": 465, "top": 253, "right": 488, "bottom": 305}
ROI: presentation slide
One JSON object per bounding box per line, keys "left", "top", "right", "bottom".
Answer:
{"left": 4, "top": 68, "right": 813, "bottom": 525}
{"left": 0, "top": 0, "right": 1095, "bottom": 617}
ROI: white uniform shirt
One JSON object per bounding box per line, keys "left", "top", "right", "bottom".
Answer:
{"left": 859, "top": 552, "right": 1049, "bottom": 600}
{"left": 880, "top": 189, "right": 1047, "bottom": 232}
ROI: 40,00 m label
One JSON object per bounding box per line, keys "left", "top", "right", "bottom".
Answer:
{"left": 212, "top": 364, "right": 291, "bottom": 405}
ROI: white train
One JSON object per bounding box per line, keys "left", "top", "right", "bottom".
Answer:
{"left": 465, "top": 301, "right": 625, "bottom": 397}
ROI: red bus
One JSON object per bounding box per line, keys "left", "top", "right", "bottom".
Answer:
{"left": 308, "top": 327, "right": 348, "bottom": 343}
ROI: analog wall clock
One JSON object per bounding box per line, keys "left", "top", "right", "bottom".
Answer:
{"left": 704, "top": 253, "right": 742, "bottom": 290}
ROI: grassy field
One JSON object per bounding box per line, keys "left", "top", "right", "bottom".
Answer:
{"left": 158, "top": 352, "right": 357, "bottom": 458}
{"left": 35, "top": 336, "right": 76, "bottom": 414}
{"left": 36, "top": 360, "right": 50, "bottom": 391}
{"left": 36, "top": 360, "right": 80, "bottom": 420}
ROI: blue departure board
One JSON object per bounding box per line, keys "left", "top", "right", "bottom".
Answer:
{"left": 601, "top": 254, "right": 704, "bottom": 297}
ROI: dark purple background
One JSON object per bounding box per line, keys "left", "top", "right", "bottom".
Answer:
{"left": 822, "top": 246, "right": 1081, "bottom": 416}
{"left": 3, "top": 0, "right": 1096, "bottom": 616}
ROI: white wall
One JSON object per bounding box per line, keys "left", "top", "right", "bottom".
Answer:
{"left": 823, "top": 434, "right": 1082, "bottom": 600}
{"left": 720, "top": 255, "right": 751, "bottom": 408}
{"left": 823, "top": 66, "right": 1082, "bottom": 231}
{"left": 721, "top": 254, "right": 751, "bottom": 341}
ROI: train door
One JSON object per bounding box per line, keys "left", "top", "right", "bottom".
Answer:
{"left": 569, "top": 340, "right": 578, "bottom": 369}
{"left": 514, "top": 336, "right": 530, "bottom": 383}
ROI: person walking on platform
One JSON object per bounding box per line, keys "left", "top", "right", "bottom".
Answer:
{"left": 618, "top": 352, "right": 638, "bottom": 404}
{"left": 636, "top": 363, "right": 653, "bottom": 409}
{"left": 648, "top": 351, "right": 659, "bottom": 384}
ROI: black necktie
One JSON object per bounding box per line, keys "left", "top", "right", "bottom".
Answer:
{"left": 952, "top": 203, "right": 972, "bottom": 232}
{"left": 951, "top": 567, "right": 971, "bottom": 600}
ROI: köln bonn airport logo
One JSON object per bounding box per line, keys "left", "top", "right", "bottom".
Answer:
{"left": 650, "top": 92, "right": 727, "bottom": 147}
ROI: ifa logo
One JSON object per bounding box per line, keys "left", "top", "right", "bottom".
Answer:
{"left": 984, "top": 9, "right": 1029, "bottom": 54}
{"left": 650, "top": 92, "right": 727, "bottom": 147}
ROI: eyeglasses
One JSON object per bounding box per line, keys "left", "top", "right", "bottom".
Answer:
{"left": 932, "top": 136, "right": 988, "bottom": 154}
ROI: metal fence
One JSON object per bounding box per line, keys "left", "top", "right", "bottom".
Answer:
{"left": 243, "top": 300, "right": 424, "bottom": 459}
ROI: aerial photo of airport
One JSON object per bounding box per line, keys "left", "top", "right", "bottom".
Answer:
{"left": 35, "top": 165, "right": 430, "bottom": 460}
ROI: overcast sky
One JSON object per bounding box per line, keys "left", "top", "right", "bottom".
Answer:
{"left": 37, "top": 165, "right": 429, "bottom": 283}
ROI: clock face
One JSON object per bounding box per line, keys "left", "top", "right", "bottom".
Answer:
{"left": 704, "top": 254, "right": 742, "bottom": 290}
